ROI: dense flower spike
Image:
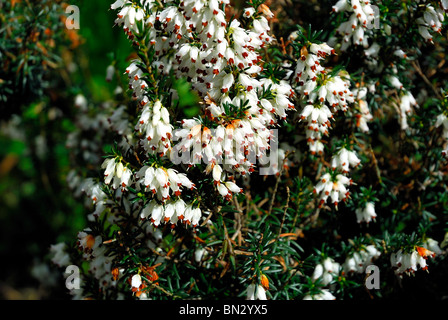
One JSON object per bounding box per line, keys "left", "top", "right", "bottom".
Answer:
{"left": 135, "top": 100, "right": 173, "bottom": 157}
{"left": 332, "top": 0, "right": 377, "bottom": 51}
{"left": 292, "top": 40, "right": 355, "bottom": 154}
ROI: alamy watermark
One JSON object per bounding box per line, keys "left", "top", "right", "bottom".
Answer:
{"left": 365, "top": 265, "right": 380, "bottom": 290}
{"left": 367, "top": 5, "right": 381, "bottom": 30}
{"left": 65, "top": 265, "right": 81, "bottom": 290}
{"left": 65, "top": 5, "right": 80, "bottom": 30}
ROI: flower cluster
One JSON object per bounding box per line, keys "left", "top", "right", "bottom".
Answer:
{"left": 416, "top": 3, "right": 445, "bottom": 43}
{"left": 313, "top": 171, "right": 353, "bottom": 208}
{"left": 110, "top": 0, "right": 296, "bottom": 204}
{"left": 135, "top": 100, "right": 173, "bottom": 157}
{"left": 342, "top": 244, "right": 381, "bottom": 274}
{"left": 140, "top": 199, "right": 203, "bottom": 227}
{"left": 355, "top": 201, "right": 377, "bottom": 224}
{"left": 332, "top": 0, "right": 377, "bottom": 51}
{"left": 311, "top": 257, "right": 341, "bottom": 286}
{"left": 136, "top": 166, "right": 195, "bottom": 201}
{"left": 102, "top": 158, "right": 133, "bottom": 191}
{"left": 390, "top": 246, "right": 436, "bottom": 277}
{"left": 294, "top": 42, "right": 355, "bottom": 154}
{"left": 331, "top": 147, "right": 361, "bottom": 174}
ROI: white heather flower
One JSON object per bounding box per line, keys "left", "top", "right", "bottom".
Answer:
{"left": 309, "top": 140, "right": 325, "bottom": 156}
{"left": 225, "top": 181, "right": 243, "bottom": 194}
{"left": 243, "top": 7, "right": 256, "bottom": 18}
{"left": 394, "top": 49, "right": 408, "bottom": 59}
{"left": 313, "top": 172, "right": 352, "bottom": 208}
{"left": 106, "top": 64, "right": 115, "bottom": 82}
{"left": 424, "top": 238, "right": 443, "bottom": 255}
{"left": 131, "top": 274, "right": 142, "bottom": 289}
{"left": 399, "top": 91, "right": 418, "bottom": 130}
{"left": 352, "top": 87, "right": 373, "bottom": 132}
{"left": 416, "top": 5, "right": 444, "bottom": 43}
{"left": 246, "top": 284, "right": 267, "bottom": 300}
{"left": 364, "top": 42, "right": 381, "bottom": 58}
{"left": 312, "top": 257, "right": 340, "bottom": 286}
{"left": 343, "top": 245, "right": 381, "bottom": 274}
{"left": 212, "top": 164, "right": 223, "bottom": 183}
{"left": 442, "top": 0, "right": 448, "bottom": 11}
{"left": 194, "top": 248, "right": 206, "bottom": 263}
{"left": 111, "top": 0, "right": 125, "bottom": 10}
{"left": 90, "top": 183, "right": 106, "bottom": 205}
{"left": 175, "top": 198, "right": 186, "bottom": 220}
{"left": 114, "top": 3, "right": 146, "bottom": 34}
{"left": 435, "top": 113, "right": 448, "bottom": 142}
{"left": 102, "top": 158, "right": 117, "bottom": 185}
{"left": 151, "top": 203, "right": 165, "bottom": 226}
{"left": 108, "top": 105, "right": 130, "bottom": 136}
{"left": 217, "top": 183, "right": 230, "bottom": 198}
{"left": 77, "top": 230, "right": 101, "bottom": 258}
{"left": 135, "top": 100, "right": 173, "bottom": 157}
{"left": 191, "top": 207, "right": 202, "bottom": 227}
{"left": 74, "top": 94, "right": 88, "bottom": 111}
{"left": 238, "top": 73, "right": 261, "bottom": 92}
{"left": 120, "top": 166, "right": 133, "bottom": 191}
{"left": 163, "top": 202, "right": 176, "bottom": 223}
{"left": 355, "top": 202, "right": 377, "bottom": 224}
{"left": 333, "top": 0, "right": 377, "bottom": 50}
{"left": 391, "top": 246, "right": 436, "bottom": 277}
{"left": 388, "top": 75, "right": 403, "bottom": 90}
{"left": 303, "top": 289, "right": 336, "bottom": 300}
{"left": 50, "top": 243, "right": 71, "bottom": 267}
{"left": 221, "top": 72, "right": 234, "bottom": 94}
{"left": 331, "top": 148, "right": 361, "bottom": 173}
{"left": 259, "top": 4, "right": 274, "bottom": 19}
{"left": 332, "top": 0, "right": 350, "bottom": 13}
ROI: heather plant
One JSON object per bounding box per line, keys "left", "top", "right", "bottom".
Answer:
{"left": 2, "top": 0, "right": 448, "bottom": 301}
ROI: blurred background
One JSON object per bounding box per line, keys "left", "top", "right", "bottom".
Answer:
{"left": 0, "top": 0, "right": 134, "bottom": 299}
